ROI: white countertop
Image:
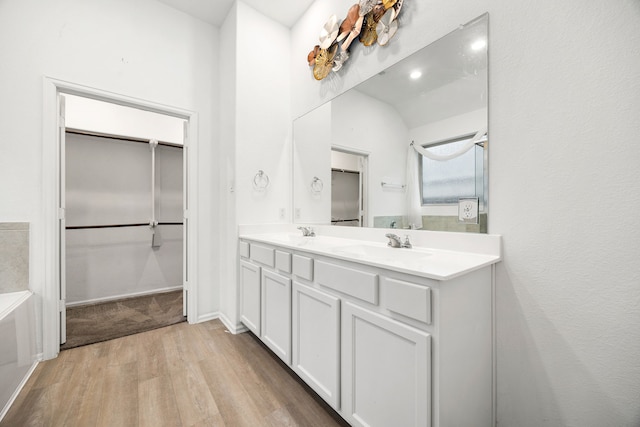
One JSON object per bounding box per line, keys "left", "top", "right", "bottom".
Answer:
{"left": 239, "top": 232, "right": 501, "bottom": 281}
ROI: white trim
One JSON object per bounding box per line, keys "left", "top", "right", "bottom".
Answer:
{"left": 42, "top": 79, "right": 61, "bottom": 359}
{"left": 491, "top": 263, "right": 497, "bottom": 427}
{"left": 65, "top": 286, "right": 184, "bottom": 308}
{"left": 42, "top": 77, "right": 200, "bottom": 360}
{"left": 218, "top": 312, "right": 249, "bottom": 334}
{"left": 183, "top": 114, "right": 199, "bottom": 326}
{"left": 196, "top": 311, "right": 220, "bottom": 324}
{"left": 0, "top": 360, "right": 39, "bottom": 423}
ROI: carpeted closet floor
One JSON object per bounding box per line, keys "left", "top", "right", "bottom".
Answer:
{"left": 61, "top": 289, "right": 186, "bottom": 350}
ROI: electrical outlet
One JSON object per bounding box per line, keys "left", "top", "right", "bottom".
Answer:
{"left": 279, "top": 208, "right": 285, "bottom": 220}
{"left": 295, "top": 208, "right": 301, "bottom": 219}
{"left": 458, "top": 197, "right": 479, "bottom": 224}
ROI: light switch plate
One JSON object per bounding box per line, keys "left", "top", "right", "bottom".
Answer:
{"left": 458, "top": 197, "right": 479, "bottom": 224}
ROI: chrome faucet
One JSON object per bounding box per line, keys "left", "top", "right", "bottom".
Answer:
{"left": 297, "top": 226, "right": 315, "bottom": 237}
{"left": 385, "top": 233, "right": 411, "bottom": 248}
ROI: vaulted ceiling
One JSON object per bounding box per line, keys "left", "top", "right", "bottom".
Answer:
{"left": 155, "top": 0, "right": 315, "bottom": 27}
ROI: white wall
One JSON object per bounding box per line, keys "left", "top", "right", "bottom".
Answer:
{"left": 409, "top": 108, "right": 487, "bottom": 149}
{"left": 235, "top": 3, "right": 291, "bottom": 226}
{"left": 292, "top": 0, "right": 640, "bottom": 425}
{"left": 0, "top": 0, "right": 220, "bottom": 350}
{"left": 489, "top": 0, "right": 640, "bottom": 425}
{"left": 218, "top": 1, "right": 292, "bottom": 330}
{"left": 293, "top": 102, "right": 332, "bottom": 224}
{"left": 332, "top": 90, "right": 407, "bottom": 223}
{"left": 219, "top": 3, "right": 238, "bottom": 330}
{"left": 65, "top": 94, "right": 185, "bottom": 145}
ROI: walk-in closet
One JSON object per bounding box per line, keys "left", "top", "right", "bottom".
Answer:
{"left": 330, "top": 149, "right": 366, "bottom": 227}
{"left": 61, "top": 95, "right": 187, "bottom": 349}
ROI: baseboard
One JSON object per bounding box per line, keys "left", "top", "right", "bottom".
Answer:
{"left": 196, "top": 311, "right": 219, "bottom": 324}
{"left": 0, "top": 359, "right": 39, "bottom": 423}
{"left": 218, "top": 312, "right": 248, "bottom": 334}
{"left": 66, "top": 286, "right": 184, "bottom": 307}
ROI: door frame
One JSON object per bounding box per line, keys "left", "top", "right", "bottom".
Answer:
{"left": 331, "top": 145, "right": 369, "bottom": 227}
{"left": 42, "top": 77, "right": 199, "bottom": 360}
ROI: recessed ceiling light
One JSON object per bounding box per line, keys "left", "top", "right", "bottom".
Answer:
{"left": 410, "top": 70, "right": 422, "bottom": 80}
{"left": 471, "top": 39, "right": 487, "bottom": 51}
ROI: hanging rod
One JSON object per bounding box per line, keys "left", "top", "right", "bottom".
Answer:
{"left": 381, "top": 181, "right": 406, "bottom": 189}
{"left": 66, "top": 222, "right": 183, "bottom": 230}
{"left": 331, "top": 219, "right": 360, "bottom": 223}
{"left": 65, "top": 128, "right": 184, "bottom": 148}
{"left": 331, "top": 168, "right": 359, "bottom": 174}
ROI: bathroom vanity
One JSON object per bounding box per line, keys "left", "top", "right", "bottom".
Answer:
{"left": 238, "top": 228, "right": 501, "bottom": 427}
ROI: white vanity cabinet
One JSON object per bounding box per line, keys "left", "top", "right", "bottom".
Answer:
{"left": 239, "top": 259, "right": 261, "bottom": 336}
{"left": 239, "top": 242, "right": 294, "bottom": 365}
{"left": 261, "top": 269, "right": 291, "bottom": 364}
{"left": 238, "top": 236, "right": 495, "bottom": 427}
{"left": 342, "top": 302, "right": 431, "bottom": 427}
{"left": 292, "top": 282, "right": 341, "bottom": 409}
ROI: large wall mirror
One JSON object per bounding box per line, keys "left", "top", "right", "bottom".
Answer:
{"left": 293, "top": 14, "right": 488, "bottom": 233}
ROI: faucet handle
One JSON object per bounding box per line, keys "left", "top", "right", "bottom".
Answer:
{"left": 385, "top": 233, "right": 402, "bottom": 247}
{"left": 402, "top": 235, "right": 412, "bottom": 249}
{"left": 297, "top": 226, "right": 315, "bottom": 237}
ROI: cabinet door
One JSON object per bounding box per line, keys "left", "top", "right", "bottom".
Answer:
{"left": 342, "top": 302, "right": 431, "bottom": 427}
{"left": 261, "top": 269, "right": 292, "bottom": 364}
{"left": 292, "top": 282, "right": 340, "bottom": 409}
{"left": 239, "top": 260, "right": 261, "bottom": 335}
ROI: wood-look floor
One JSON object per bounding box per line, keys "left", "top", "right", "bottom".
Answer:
{"left": 1, "top": 320, "right": 349, "bottom": 427}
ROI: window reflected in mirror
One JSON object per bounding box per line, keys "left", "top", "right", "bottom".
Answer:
{"left": 420, "top": 134, "right": 487, "bottom": 210}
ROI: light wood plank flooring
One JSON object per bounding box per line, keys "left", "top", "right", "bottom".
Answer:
{"left": 1, "top": 320, "right": 349, "bottom": 427}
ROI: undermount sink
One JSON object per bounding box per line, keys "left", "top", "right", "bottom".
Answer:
{"left": 331, "top": 244, "right": 432, "bottom": 263}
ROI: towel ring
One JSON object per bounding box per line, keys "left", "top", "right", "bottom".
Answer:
{"left": 253, "top": 170, "right": 270, "bottom": 191}
{"left": 311, "top": 176, "right": 324, "bottom": 194}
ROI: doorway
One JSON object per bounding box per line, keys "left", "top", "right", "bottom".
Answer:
{"left": 42, "top": 79, "right": 199, "bottom": 359}
{"left": 60, "top": 98, "right": 186, "bottom": 348}
{"left": 61, "top": 95, "right": 187, "bottom": 348}
{"left": 330, "top": 148, "right": 368, "bottom": 227}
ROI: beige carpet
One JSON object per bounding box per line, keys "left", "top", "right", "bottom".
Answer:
{"left": 61, "top": 290, "right": 186, "bottom": 350}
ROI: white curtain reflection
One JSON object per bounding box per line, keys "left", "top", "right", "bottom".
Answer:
{"left": 405, "top": 147, "right": 423, "bottom": 229}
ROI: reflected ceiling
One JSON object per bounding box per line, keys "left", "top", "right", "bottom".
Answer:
{"left": 355, "top": 18, "right": 487, "bottom": 128}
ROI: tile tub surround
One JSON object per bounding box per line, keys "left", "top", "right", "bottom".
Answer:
{"left": 0, "top": 223, "right": 29, "bottom": 293}
{"left": 373, "top": 214, "right": 488, "bottom": 233}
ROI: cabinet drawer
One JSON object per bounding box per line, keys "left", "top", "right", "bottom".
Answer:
{"left": 381, "top": 277, "right": 432, "bottom": 324}
{"left": 239, "top": 241, "right": 250, "bottom": 258}
{"left": 250, "top": 243, "right": 275, "bottom": 267}
{"left": 293, "top": 255, "right": 314, "bottom": 281}
{"left": 316, "top": 261, "right": 378, "bottom": 305}
{"left": 275, "top": 250, "right": 292, "bottom": 273}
